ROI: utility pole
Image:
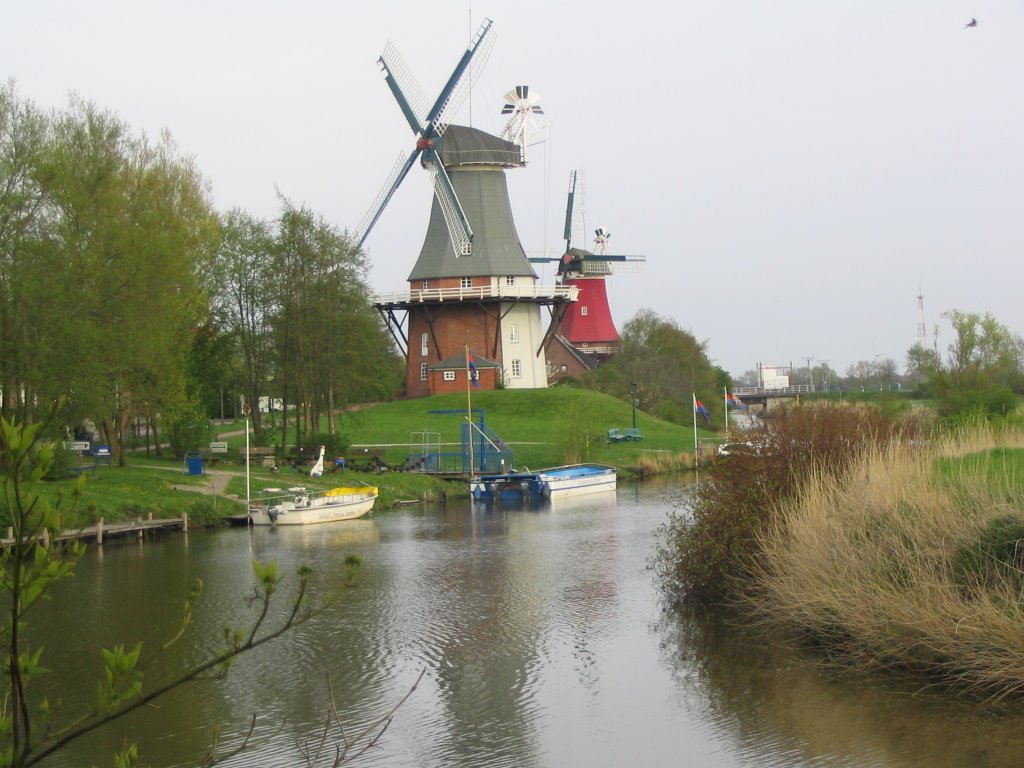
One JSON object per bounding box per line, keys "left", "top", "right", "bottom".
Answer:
{"left": 804, "top": 356, "right": 815, "bottom": 390}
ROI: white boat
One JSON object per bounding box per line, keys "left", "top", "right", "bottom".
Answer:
{"left": 248, "top": 485, "right": 377, "bottom": 526}
{"left": 470, "top": 463, "right": 617, "bottom": 503}
{"left": 536, "top": 464, "right": 617, "bottom": 499}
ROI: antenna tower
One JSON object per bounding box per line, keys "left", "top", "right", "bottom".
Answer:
{"left": 916, "top": 286, "right": 926, "bottom": 346}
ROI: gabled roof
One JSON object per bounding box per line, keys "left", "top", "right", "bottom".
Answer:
{"left": 427, "top": 351, "right": 501, "bottom": 371}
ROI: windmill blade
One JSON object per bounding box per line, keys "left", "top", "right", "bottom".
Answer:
{"left": 379, "top": 42, "right": 431, "bottom": 133}
{"left": 430, "top": 18, "right": 496, "bottom": 137}
{"left": 562, "top": 170, "right": 578, "bottom": 247}
{"left": 426, "top": 152, "right": 473, "bottom": 256}
{"left": 355, "top": 149, "right": 421, "bottom": 248}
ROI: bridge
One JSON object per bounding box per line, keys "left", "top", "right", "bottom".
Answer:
{"left": 733, "top": 384, "right": 813, "bottom": 411}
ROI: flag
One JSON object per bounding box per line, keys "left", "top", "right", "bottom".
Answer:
{"left": 726, "top": 392, "right": 748, "bottom": 410}
{"left": 467, "top": 352, "right": 480, "bottom": 388}
{"left": 694, "top": 397, "right": 711, "bottom": 424}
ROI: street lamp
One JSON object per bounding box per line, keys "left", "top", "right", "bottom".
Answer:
{"left": 804, "top": 356, "right": 815, "bottom": 391}
{"left": 630, "top": 382, "right": 638, "bottom": 429}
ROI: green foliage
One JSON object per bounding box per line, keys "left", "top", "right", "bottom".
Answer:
{"left": 165, "top": 403, "right": 214, "bottom": 456}
{"left": 655, "top": 402, "right": 930, "bottom": 606}
{"left": 580, "top": 309, "right": 720, "bottom": 427}
{"left": 951, "top": 513, "right": 1024, "bottom": 592}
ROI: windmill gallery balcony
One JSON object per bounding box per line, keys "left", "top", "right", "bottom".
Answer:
{"left": 373, "top": 283, "right": 580, "bottom": 309}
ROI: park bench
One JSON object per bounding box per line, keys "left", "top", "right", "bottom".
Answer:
{"left": 242, "top": 446, "right": 276, "bottom": 467}
{"left": 623, "top": 428, "right": 645, "bottom": 442}
{"left": 607, "top": 428, "right": 624, "bottom": 443}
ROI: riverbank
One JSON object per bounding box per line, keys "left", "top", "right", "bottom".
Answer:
{"left": 752, "top": 423, "right": 1024, "bottom": 699}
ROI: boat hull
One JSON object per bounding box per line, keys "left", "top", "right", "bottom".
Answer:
{"left": 470, "top": 464, "right": 616, "bottom": 503}
{"left": 249, "top": 487, "right": 377, "bottom": 526}
{"left": 538, "top": 465, "right": 617, "bottom": 499}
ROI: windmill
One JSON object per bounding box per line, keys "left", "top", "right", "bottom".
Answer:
{"left": 359, "top": 20, "right": 577, "bottom": 397}
{"left": 499, "top": 85, "right": 544, "bottom": 162}
{"left": 355, "top": 18, "right": 496, "bottom": 256}
{"left": 530, "top": 170, "right": 645, "bottom": 358}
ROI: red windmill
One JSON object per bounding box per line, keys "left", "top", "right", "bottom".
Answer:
{"left": 531, "top": 171, "right": 645, "bottom": 360}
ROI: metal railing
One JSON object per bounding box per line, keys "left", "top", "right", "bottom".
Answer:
{"left": 733, "top": 384, "right": 814, "bottom": 396}
{"left": 374, "top": 284, "right": 579, "bottom": 304}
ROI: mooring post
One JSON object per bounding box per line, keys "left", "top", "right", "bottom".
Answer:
{"left": 97, "top": 517, "right": 104, "bottom": 545}
{"left": 182, "top": 512, "right": 188, "bottom": 533}
{"left": 136, "top": 516, "right": 143, "bottom": 541}
{"left": 41, "top": 527, "right": 50, "bottom": 549}
{"left": 5, "top": 527, "right": 11, "bottom": 541}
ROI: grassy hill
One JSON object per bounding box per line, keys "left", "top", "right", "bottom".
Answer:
{"left": 336, "top": 387, "right": 712, "bottom": 469}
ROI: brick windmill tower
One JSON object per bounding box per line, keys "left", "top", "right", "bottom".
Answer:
{"left": 356, "top": 20, "right": 576, "bottom": 397}
{"left": 531, "top": 171, "right": 645, "bottom": 362}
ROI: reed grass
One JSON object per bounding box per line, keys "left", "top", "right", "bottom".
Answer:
{"left": 753, "top": 426, "right": 1024, "bottom": 699}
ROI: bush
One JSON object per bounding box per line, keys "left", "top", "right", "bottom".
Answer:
{"left": 655, "top": 401, "right": 931, "bottom": 606}
{"left": 952, "top": 513, "right": 1024, "bottom": 592}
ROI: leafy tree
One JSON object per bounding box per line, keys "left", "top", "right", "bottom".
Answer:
{"left": 209, "top": 209, "right": 278, "bottom": 435}
{"left": 583, "top": 310, "right": 720, "bottom": 426}
{"left": 928, "top": 310, "right": 1023, "bottom": 418}
{"left": 0, "top": 84, "right": 50, "bottom": 424}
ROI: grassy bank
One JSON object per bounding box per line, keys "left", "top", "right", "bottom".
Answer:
{"left": 753, "top": 423, "right": 1024, "bottom": 699}
{"left": 32, "top": 388, "right": 706, "bottom": 526}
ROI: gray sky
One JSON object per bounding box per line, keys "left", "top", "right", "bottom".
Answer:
{"left": 4, "top": 1, "right": 1021, "bottom": 378}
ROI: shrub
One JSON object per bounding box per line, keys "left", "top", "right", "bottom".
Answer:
{"left": 655, "top": 401, "right": 931, "bottom": 606}
{"left": 951, "top": 513, "right": 1024, "bottom": 592}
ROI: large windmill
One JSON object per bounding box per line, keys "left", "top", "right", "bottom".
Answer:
{"left": 531, "top": 170, "right": 645, "bottom": 359}
{"left": 357, "top": 20, "right": 577, "bottom": 397}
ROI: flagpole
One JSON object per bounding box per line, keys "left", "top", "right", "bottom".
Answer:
{"left": 723, "top": 386, "right": 729, "bottom": 441}
{"left": 465, "top": 344, "right": 474, "bottom": 477}
{"left": 692, "top": 393, "right": 699, "bottom": 468}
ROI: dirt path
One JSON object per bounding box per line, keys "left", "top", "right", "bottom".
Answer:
{"left": 170, "top": 469, "right": 239, "bottom": 499}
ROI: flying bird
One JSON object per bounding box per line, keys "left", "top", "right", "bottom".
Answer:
{"left": 964, "top": 17, "right": 977, "bottom": 28}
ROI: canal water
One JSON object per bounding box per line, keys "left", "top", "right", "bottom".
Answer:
{"left": 38, "top": 478, "right": 1024, "bottom": 767}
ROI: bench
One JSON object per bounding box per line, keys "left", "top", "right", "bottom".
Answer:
{"left": 608, "top": 428, "right": 644, "bottom": 443}
{"left": 242, "top": 446, "right": 276, "bottom": 467}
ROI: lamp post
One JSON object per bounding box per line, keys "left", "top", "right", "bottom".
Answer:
{"left": 630, "top": 382, "right": 638, "bottom": 430}
{"left": 804, "top": 356, "right": 815, "bottom": 391}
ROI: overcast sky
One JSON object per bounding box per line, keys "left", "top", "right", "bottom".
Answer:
{"left": 4, "top": 1, "right": 1021, "bottom": 378}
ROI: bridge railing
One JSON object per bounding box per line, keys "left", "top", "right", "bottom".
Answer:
{"left": 733, "top": 384, "right": 814, "bottom": 396}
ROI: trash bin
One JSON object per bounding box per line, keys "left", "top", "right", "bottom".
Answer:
{"left": 185, "top": 451, "right": 205, "bottom": 476}
{"left": 335, "top": 457, "right": 346, "bottom": 472}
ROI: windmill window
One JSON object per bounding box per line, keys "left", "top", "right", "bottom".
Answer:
{"left": 509, "top": 324, "right": 519, "bottom": 343}
{"left": 561, "top": 365, "right": 568, "bottom": 372}
{"left": 460, "top": 276, "right": 472, "bottom": 289}
{"left": 419, "top": 363, "right": 428, "bottom": 381}
{"left": 420, "top": 332, "right": 429, "bottom": 357}
{"left": 443, "top": 371, "right": 456, "bottom": 382}
{"left": 581, "top": 306, "right": 589, "bottom": 316}
{"left": 422, "top": 280, "right": 430, "bottom": 289}
{"left": 505, "top": 275, "right": 515, "bottom": 286}
{"left": 511, "top": 359, "right": 522, "bottom": 378}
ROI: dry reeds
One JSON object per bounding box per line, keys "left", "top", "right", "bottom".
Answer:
{"left": 753, "top": 428, "right": 1024, "bottom": 699}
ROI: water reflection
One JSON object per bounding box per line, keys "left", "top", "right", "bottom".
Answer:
{"left": 29, "top": 477, "right": 1024, "bottom": 768}
{"left": 658, "top": 600, "right": 1024, "bottom": 767}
